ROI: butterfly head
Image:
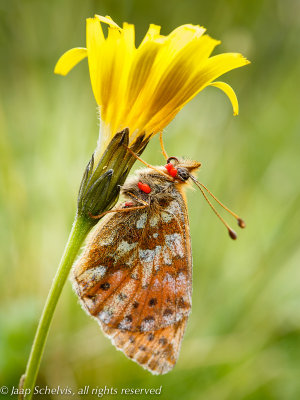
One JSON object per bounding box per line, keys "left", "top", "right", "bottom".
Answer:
{"left": 164, "top": 157, "right": 201, "bottom": 182}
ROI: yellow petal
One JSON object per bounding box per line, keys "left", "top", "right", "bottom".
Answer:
{"left": 137, "top": 52, "right": 248, "bottom": 133}
{"left": 54, "top": 48, "right": 87, "bottom": 76}
{"left": 144, "top": 106, "right": 180, "bottom": 137}
{"left": 110, "top": 23, "right": 135, "bottom": 130}
{"left": 149, "top": 35, "right": 220, "bottom": 112}
{"left": 129, "top": 34, "right": 220, "bottom": 131}
{"left": 99, "top": 27, "right": 123, "bottom": 121}
{"left": 200, "top": 53, "right": 250, "bottom": 83}
{"left": 123, "top": 22, "right": 135, "bottom": 49}
{"left": 86, "top": 17, "right": 104, "bottom": 105}
{"left": 209, "top": 81, "right": 239, "bottom": 115}
{"left": 126, "top": 41, "right": 161, "bottom": 108}
{"left": 139, "top": 24, "right": 161, "bottom": 47}
{"left": 166, "top": 24, "right": 206, "bottom": 54}
{"left": 95, "top": 14, "right": 120, "bottom": 29}
{"left": 171, "top": 53, "right": 250, "bottom": 110}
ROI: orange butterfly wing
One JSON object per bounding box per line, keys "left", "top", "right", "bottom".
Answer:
{"left": 101, "top": 317, "right": 188, "bottom": 375}
{"left": 72, "top": 190, "right": 192, "bottom": 374}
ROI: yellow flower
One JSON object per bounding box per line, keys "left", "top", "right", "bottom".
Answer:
{"left": 55, "top": 15, "right": 249, "bottom": 160}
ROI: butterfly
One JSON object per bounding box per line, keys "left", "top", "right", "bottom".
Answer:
{"left": 71, "top": 156, "right": 244, "bottom": 374}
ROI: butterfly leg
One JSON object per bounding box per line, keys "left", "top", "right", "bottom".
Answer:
{"left": 89, "top": 193, "right": 149, "bottom": 220}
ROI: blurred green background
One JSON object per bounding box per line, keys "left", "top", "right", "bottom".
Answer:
{"left": 1, "top": 0, "right": 300, "bottom": 399}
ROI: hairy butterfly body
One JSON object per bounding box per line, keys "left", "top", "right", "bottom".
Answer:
{"left": 72, "top": 159, "right": 201, "bottom": 374}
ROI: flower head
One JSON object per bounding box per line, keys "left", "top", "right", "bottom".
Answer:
{"left": 55, "top": 15, "right": 249, "bottom": 160}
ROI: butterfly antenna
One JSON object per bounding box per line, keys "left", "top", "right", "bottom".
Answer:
{"left": 159, "top": 132, "right": 169, "bottom": 160}
{"left": 125, "top": 145, "right": 171, "bottom": 179}
{"left": 197, "top": 180, "right": 246, "bottom": 228}
{"left": 190, "top": 176, "right": 245, "bottom": 240}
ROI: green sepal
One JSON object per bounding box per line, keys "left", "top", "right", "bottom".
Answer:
{"left": 81, "top": 169, "right": 113, "bottom": 215}
{"left": 77, "top": 128, "right": 149, "bottom": 223}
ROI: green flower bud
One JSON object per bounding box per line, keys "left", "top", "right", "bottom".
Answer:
{"left": 77, "top": 128, "right": 148, "bottom": 222}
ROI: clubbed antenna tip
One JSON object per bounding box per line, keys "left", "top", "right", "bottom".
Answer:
{"left": 190, "top": 175, "right": 245, "bottom": 240}
{"left": 228, "top": 228, "right": 237, "bottom": 240}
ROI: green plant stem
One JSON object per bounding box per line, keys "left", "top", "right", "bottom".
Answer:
{"left": 20, "top": 214, "right": 94, "bottom": 399}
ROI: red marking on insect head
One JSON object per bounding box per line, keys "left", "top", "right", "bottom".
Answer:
{"left": 169, "top": 168, "right": 178, "bottom": 177}
{"left": 164, "top": 163, "right": 177, "bottom": 177}
{"left": 164, "top": 164, "right": 173, "bottom": 173}
{"left": 138, "top": 182, "right": 151, "bottom": 194}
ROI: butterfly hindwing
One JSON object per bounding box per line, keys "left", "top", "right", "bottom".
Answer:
{"left": 72, "top": 161, "right": 202, "bottom": 374}
{"left": 73, "top": 196, "right": 192, "bottom": 324}
{"left": 101, "top": 317, "right": 188, "bottom": 375}
{"left": 72, "top": 189, "right": 192, "bottom": 373}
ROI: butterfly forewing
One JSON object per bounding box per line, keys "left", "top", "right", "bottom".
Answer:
{"left": 72, "top": 163, "right": 197, "bottom": 374}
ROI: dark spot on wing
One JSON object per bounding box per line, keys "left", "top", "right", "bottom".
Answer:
{"left": 159, "top": 337, "right": 167, "bottom": 345}
{"left": 148, "top": 333, "right": 154, "bottom": 341}
{"left": 125, "top": 315, "right": 132, "bottom": 322}
{"left": 178, "top": 297, "right": 186, "bottom": 308}
{"left": 149, "top": 298, "right": 157, "bottom": 306}
{"left": 100, "top": 282, "right": 110, "bottom": 290}
{"left": 159, "top": 198, "right": 169, "bottom": 207}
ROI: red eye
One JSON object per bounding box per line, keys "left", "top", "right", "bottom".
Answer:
{"left": 138, "top": 182, "right": 151, "bottom": 194}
